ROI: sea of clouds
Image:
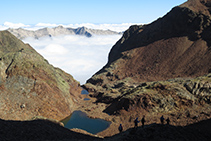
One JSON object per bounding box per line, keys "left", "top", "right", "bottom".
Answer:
{"left": 0, "top": 22, "right": 141, "bottom": 32}
{"left": 23, "top": 35, "right": 121, "bottom": 84}
{"left": 0, "top": 22, "right": 141, "bottom": 84}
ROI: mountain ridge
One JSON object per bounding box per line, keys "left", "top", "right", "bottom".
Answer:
{"left": 0, "top": 0, "right": 211, "bottom": 139}
{"left": 0, "top": 30, "right": 82, "bottom": 121}
{"left": 86, "top": 0, "right": 211, "bottom": 87}
{"left": 7, "top": 26, "right": 122, "bottom": 39}
{"left": 81, "top": 0, "right": 211, "bottom": 136}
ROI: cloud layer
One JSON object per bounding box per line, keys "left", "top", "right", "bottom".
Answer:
{"left": 23, "top": 34, "right": 122, "bottom": 84}
{"left": 0, "top": 22, "right": 142, "bottom": 32}
{"left": 0, "top": 22, "right": 136, "bottom": 84}
{"left": 0, "top": 22, "right": 31, "bottom": 30}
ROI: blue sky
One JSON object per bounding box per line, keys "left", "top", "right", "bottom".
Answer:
{"left": 1, "top": 0, "right": 186, "bottom": 25}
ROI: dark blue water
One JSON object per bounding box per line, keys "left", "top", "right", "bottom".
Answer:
{"left": 81, "top": 89, "right": 89, "bottom": 95}
{"left": 62, "top": 111, "right": 111, "bottom": 134}
{"left": 83, "top": 98, "right": 90, "bottom": 101}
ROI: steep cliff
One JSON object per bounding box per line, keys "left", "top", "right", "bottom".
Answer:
{"left": 0, "top": 31, "right": 82, "bottom": 121}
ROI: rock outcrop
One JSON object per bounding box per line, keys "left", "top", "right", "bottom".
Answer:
{"left": 7, "top": 26, "right": 121, "bottom": 39}
{"left": 95, "top": 73, "right": 211, "bottom": 115}
{"left": 0, "top": 31, "right": 82, "bottom": 121}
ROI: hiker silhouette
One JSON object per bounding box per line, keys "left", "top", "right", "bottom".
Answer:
{"left": 141, "top": 115, "right": 146, "bottom": 127}
{"left": 134, "top": 117, "right": 140, "bottom": 128}
{"left": 160, "top": 115, "right": 165, "bottom": 124}
{"left": 118, "top": 124, "right": 123, "bottom": 133}
{"left": 166, "top": 117, "right": 170, "bottom": 125}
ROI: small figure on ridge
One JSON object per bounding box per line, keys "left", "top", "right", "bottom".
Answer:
{"left": 134, "top": 117, "right": 140, "bottom": 128}
{"left": 141, "top": 115, "right": 146, "bottom": 128}
{"left": 160, "top": 115, "right": 165, "bottom": 125}
{"left": 166, "top": 117, "right": 170, "bottom": 125}
{"left": 118, "top": 124, "right": 123, "bottom": 133}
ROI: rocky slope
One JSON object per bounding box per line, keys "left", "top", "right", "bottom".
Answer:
{"left": 0, "top": 0, "right": 211, "bottom": 140}
{"left": 0, "top": 30, "right": 82, "bottom": 121}
{"left": 81, "top": 0, "right": 211, "bottom": 137}
{"left": 80, "top": 73, "right": 211, "bottom": 137}
{"left": 85, "top": 0, "right": 211, "bottom": 89}
{"left": 8, "top": 26, "right": 121, "bottom": 39}
{"left": 93, "top": 73, "right": 211, "bottom": 116}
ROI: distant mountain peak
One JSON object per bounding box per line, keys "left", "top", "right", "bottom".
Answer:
{"left": 54, "top": 25, "right": 65, "bottom": 29}
{"left": 7, "top": 26, "right": 122, "bottom": 40}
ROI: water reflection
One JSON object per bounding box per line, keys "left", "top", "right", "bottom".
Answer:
{"left": 62, "top": 111, "right": 111, "bottom": 134}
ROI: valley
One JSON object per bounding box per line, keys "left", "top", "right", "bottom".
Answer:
{"left": 0, "top": 0, "right": 211, "bottom": 140}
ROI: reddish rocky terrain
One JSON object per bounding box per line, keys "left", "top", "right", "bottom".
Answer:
{"left": 0, "top": 0, "right": 211, "bottom": 140}
{"left": 86, "top": 0, "right": 211, "bottom": 87}
{"left": 0, "top": 31, "right": 82, "bottom": 121}
{"left": 81, "top": 0, "right": 211, "bottom": 138}
{"left": 81, "top": 74, "right": 211, "bottom": 137}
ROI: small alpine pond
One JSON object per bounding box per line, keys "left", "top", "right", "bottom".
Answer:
{"left": 81, "top": 89, "right": 89, "bottom": 95}
{"left": 83, "top": 98, "right": 90, "bottom": 101}
{"left": 62, "top": 110, "right": 111, "bottom": 134}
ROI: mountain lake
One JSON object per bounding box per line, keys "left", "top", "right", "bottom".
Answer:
{"left": 61, "top": 110, "right": 111, "bottom": 134}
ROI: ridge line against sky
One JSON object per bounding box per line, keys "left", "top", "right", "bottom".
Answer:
{"left": 0, "top": 0, "right": 186, "bottom": 25}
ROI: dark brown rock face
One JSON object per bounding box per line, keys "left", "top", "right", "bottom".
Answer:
{"left": 0, "top": 31, "right": 82, "bottom": 121}
{"left": 86, "top": 0, "right": 211, "bottom": 88}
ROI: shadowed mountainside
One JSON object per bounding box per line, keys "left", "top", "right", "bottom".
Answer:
{"left": 0, "top": 117, "right": 211, "bottom": 141}
{"left": 0, "top": 118, "right": 100, "bottom": 141}
{"left": 107, "top": 118, "right": 211, "bottom": 141}
{"left": 0, "top": 30, "right": 82, "bottom": 121}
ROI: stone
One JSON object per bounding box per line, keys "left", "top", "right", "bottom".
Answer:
{"left": 20, "top": 104, "right": 25, "bottom": 109}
